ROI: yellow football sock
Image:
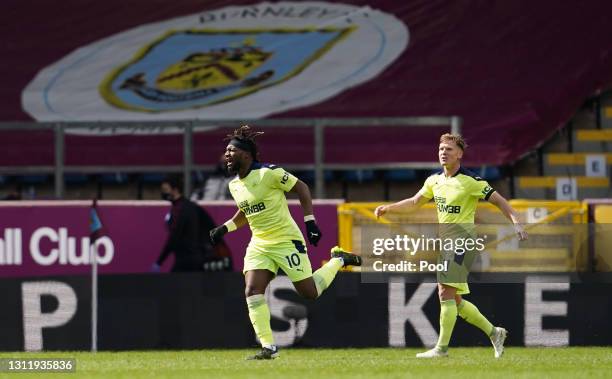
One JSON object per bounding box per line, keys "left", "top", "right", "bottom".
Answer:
{"left": 457, "top": 299, "right": 495, "bottom": 337}
{"left": 436, "top": 299, "right": 458, "bottom": 351}
{"left": 312, "top": 257, "right": 343, "bottom": 297}
{"left": 246, "top": 294, "right": 274, "bottom": 348}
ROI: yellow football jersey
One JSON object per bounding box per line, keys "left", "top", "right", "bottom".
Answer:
{"left": 228, "top": 163, "right": 304, "bottom": 246}
{"left": 418, "top": 167, "right": 495, "bottom": 224}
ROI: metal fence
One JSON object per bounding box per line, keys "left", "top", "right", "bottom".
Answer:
{"left": 1, "top": 117, "right": 461, "bottom": 198}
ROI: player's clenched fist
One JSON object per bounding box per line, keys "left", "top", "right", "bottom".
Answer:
{"left": 374, "top": 205, "right": 388, "bottom": 219}
{"left": 209, "top": 225, "right": 228, "bottom": 245}
{"left": 514, "top": 224, "right": 528, "bottom": 241}
{"left": 305, "top": 220, "right": 321, "bottom": 246}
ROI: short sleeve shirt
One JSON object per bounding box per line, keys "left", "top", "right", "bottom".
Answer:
{"left": 418, "top": 167, "right": 495, "bottom": 224}
{"left": 228, "top": 162, "right": 304, "bottom": 245}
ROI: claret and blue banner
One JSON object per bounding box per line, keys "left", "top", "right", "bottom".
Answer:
{"left": 1, "top": 1, "right": 611, "bottom": 166}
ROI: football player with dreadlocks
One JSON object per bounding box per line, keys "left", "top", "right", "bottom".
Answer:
{"left": 209, "top": 125, "right": 361, "bottom": 360}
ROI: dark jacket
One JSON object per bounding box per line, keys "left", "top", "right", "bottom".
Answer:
{"left": 156, "top": 197, "right": 217, "bottom": 272}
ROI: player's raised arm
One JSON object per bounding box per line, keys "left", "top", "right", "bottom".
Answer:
{"left": 210, "top": 209, "right": 247, "bottom": 244}
{"left": 487, "top": 192, "right": 528, "bottom": 240}
{"left": 374, "top": 192, "right": 430, "bottom": 219}
{"left": 290, "top": 179, "right": 321, "bottom": 246}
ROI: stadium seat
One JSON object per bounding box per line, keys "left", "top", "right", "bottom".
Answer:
{"left": 545, "top": 153, "right": 612, "bottom": 176}
{"left": 518, "top": 176, "right": 609, "bottom": 187}
{"left": 573, "top": 129, "right": 612, "bottom": 152}
{"left": 18, "top": 175, "right": 48, "bottom": 184}
{"left": 99, "top": 173, "right": 128, "bottom": 184}
{"left": 576, "top": 130, "right": 612, "bottom": 141}
{"left": 341, "top": 169, "right": 384, "bottom": 200}
{"left": 64, "top": 174, "right": 89, "bottom": 184}
{"left": 140, "top": 173, "right": 167, "bottom": 184}
{"left": 342, "top": 169, "right": 375, "bottom": 183}
{"left": 296, "top": 170, "right": 334, "bottom": 184}
{"left": 515, "top": 176, "right": 610, "bottom": 199}
{"left": 384, "top": 169, "right": 417, "bottom": 182}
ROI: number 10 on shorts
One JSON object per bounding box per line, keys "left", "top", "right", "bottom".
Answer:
{"left": 285, "top": 253, "right": 301, "bottom": 268}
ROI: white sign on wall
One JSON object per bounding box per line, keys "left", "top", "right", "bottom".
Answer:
{"left": 527, "top": 207, "right": 548, "bottom": 223}
{"left": 585, "top": 154, "right": 606, "bottom": 177}
{"left": 555, "top": 178, "right": 577, "bottom": 200}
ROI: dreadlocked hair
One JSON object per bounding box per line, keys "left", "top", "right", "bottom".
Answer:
{"left": 225, "top": 125, "right": 264, "bottom": 141}
{"left": 225, "top": 125, "right": 264, "bottom": 160}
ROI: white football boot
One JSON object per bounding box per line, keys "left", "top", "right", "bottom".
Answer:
{"left": 416, "top": 347, "right": 448, "bottom": 358}
{"left": 491, "top": 327, "right": 508, "bottom": 358}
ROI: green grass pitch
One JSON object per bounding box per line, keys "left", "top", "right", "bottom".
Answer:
{"left": 0, "top": 348, "right": 610, "bottom": 378}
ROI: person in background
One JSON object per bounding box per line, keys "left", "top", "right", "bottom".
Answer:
{"left": 153, "top": 175, "right": 232, "bottom": 272}
{"left": 191, "top": 154, "right": 233, "bottom": 201}
{"left": 1, "top": 184, "right": 22, "bottom": 200}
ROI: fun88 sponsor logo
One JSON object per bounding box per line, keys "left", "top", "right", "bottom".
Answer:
{"left": 239, "top": 201, "right": 267, "bottom": 215}
{"left": 437, "top": 203, "right": 461, "bottom": 214}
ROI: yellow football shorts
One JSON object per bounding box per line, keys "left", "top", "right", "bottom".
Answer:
{"left": 436, "top": 248, "right": 475, "bottom": 295}
{"left": 243, "top": 239, "right": 312, "bottom": 282}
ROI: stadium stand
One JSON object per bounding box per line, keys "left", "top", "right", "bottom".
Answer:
{"left": 137, "top": 173, "right": 167, "bottom": 200}
{"left": 295, "top": 170, "right": 335, "bottom": 186}
{"left": 515, "top": 176, "right": 610, "bottom": 200}
{"left": 1, "top": 1, "right": 612, "bottom": 201}
{"left": 511, "top": 94, "right": 612, "bottom": 200}
{"left": 573, "top": 130, "right": 612, "bottom": 152}
{"left": 383, "top": 169, "right": 417, "bottom": 183}
{"left": 545, "top": 153, "right": 612, "bottom": 176}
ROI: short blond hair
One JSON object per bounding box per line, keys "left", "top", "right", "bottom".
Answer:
{"left": 440, "top": 133, "right": 467, "bottom": 151}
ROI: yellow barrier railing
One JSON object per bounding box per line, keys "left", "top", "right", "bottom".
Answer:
{"left": 337, "top": 200, "right": 588, "bottom": 272}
